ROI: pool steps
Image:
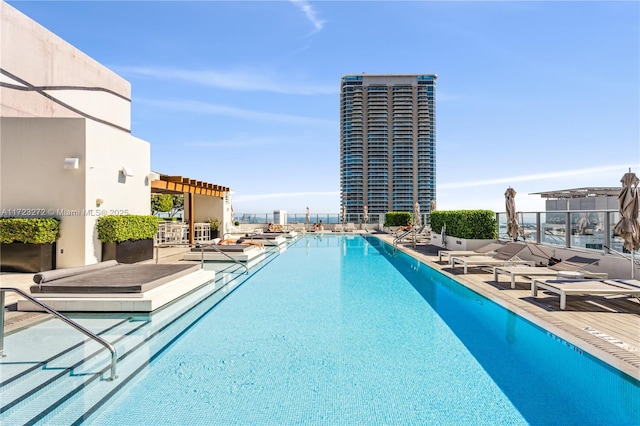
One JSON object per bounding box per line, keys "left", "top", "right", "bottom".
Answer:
{"left": 0, "top": 239, "right": 291, "bottom": 424}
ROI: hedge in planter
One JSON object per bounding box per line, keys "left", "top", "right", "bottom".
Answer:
{"left": 97, "top": 215, "right": 158, "bottom": 263}
{"left": 430, "top": 210, "right": 498, "bottom": 239}
{"left": 384, "top": 212, "right": 412, "bottom": 227}
{"left": 0, "top": 217, "right": 60, "bottom": 272}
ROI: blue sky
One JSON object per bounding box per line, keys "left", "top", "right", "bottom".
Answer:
{"left": 9, "top": 0, "right": 640, "bottom": 215}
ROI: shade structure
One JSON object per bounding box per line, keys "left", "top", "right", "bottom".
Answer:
{"left": 363, "top": 205, "right": 369, "bottom": 223}
{"left": 413, "top": 202, "right": 422, "bottom": 227}
{"left": 613, "top": 171, "right": 640, "bottom": 278}
{"left": 305, "top": 206, "right": 310, "bottom": 225}
{"left": 505, "top": 187, "right": 520, "bottom": 241}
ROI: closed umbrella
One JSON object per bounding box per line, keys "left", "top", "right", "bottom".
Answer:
{"left": 413, "top": 202, "right": 422, "bottom": 227}
{"left": 305, "top": 206, "right": 310, "bottom": 225}
{"left": 342, "top": 205, "right": 347, "bottom": 224}
{"left": 613, "top": 171, "right": 640, "bottom": 278}
{"left": 363, "top": 205, "right": 369, "bottom": 224}
{"left": 505, "top": 187, "right": 520, "bottom": 241}
{"left": 430, "top": 200, "right": 436, "bottom": 213}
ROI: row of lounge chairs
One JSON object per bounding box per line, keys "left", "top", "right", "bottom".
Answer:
{"left": 438, "top": 242, "right": 639, "bottom": 310}
{"left": 334, "top": 223, "right": 357, "bottom": 232}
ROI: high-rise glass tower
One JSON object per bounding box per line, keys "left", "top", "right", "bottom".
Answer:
{"left": 340, "top": 74, "right": 437, "bottom": 221}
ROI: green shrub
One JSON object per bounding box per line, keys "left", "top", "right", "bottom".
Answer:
{"left": 0, "top": 218, "right": 60, "bottom": 244}
{"left": 384, "top": 211, "right": 412, "bottom": 227}
{"left": 97, "top": 214, "right": 159, "bottom": 243}
{"left": 430, "top": 210, "right": 497, "bottom": 239}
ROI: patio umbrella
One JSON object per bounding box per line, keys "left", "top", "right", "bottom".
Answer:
{"left": 413, "top": 202, "right": 422, "bottom": 227}
{"left": 613, "top": 170, "right": 640, "bottom": 278}
{"left": 305, "top": 206, "right": 310, "bottom": 225}
{"left": 430, "top": 200, "right": 436, "bottom": 213}
{"left": 505, "top": 187, "right": 520, "bottom": 241}
{"left": 363, "top": 205, "right": 369, "bottom": 224}
{"left": 342, "top": 205, "right": 347, "bottom": 224}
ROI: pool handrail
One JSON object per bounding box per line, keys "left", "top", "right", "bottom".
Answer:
{"left": 0, "top": 287, "right": 118, "bottom": 381}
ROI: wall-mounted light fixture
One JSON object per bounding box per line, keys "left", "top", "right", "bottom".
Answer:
{"left": 96, "top": 198, "right": 104, "bottom": 207}
{"left": 120, "top": 167, "right": 134, "bottom": 177}
{"left": 64, "top": 158, "right": 79, "bottom": 169}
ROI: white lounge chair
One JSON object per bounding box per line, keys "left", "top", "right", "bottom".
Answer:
{"left": 345, "top": 223, "right": 356, "bottom": 232}
{"left": 450, "top": 242, "right": 534, "bottom": 274}
{"left": 531, "top": 278, "right": 640, "bottom": 310}
{"left": 493, "top": 255, "right": 608, "bottom": 289}
{"left": 334, "top": 224, "right": 344, "bottom": 232}
{"left": 438, "top": 242, "right": 503, "bottom": 263}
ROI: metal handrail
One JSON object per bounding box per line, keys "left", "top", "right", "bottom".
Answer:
{"left": 196, "top": 242, "right": 250, "bottom": 274}
{"left": 155, "top": 242, "right": 249, "bottom": 274}
{"left": 0, "top": 287, "right": 118, "bottom": 381}
{"left": 244, "top": 234, "right": 282, "bottom": 251}
{"left": 393, "top": 228, "right": 415, "bottom": 249}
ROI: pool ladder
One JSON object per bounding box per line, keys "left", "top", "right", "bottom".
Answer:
{"left": 393, "top": 228, "right": 416, "bottom": 251}
{"left": 0, "top": 287, "right": 118, "bottom": 381}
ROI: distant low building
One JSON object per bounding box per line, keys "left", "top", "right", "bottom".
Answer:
{"left": 532, "top": 187, "right": 620, "bottom": 211}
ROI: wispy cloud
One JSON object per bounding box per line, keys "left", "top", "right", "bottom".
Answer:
{"left": 289, "top": 0, "right": 325, "bottom": 33}
{"left": 234, "top": 191, "right": 339, "bottom": 203}
{"left": 183, "top": 135, "right": 278, "bottom": 148}
{"left": 137, "top": 98, "right": 335, "bottom": 126}
{"left": 440, "top": 165, "right": 631, "bottom": 189}
{"left": 115, "top": 66, "right": 336, "bottom": 95}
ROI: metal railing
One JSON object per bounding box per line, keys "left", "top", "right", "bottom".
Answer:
{"left": 155, "top": 242, "right": 249, "bottom": 274}
{"left": 0, "top": 287, "right": 118, "bottom": 381}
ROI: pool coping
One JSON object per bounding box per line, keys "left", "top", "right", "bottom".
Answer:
{"left": 376, "top": 234, "right": 640, "bottom": 381}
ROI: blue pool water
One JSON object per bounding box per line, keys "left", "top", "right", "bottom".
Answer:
{"left": 90, "top": 235, "right": 639, "bottom": 425}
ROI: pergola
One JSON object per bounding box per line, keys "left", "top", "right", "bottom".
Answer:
{"left": 151, "top": 174, "right": 230, "bottom": 244}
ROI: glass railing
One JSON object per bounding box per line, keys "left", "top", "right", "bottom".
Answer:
{"left": 496, "top": 210, "right": 626, "bottom": 254}
{"left": 233, "top": 210, "right": 629, "bottom": 254}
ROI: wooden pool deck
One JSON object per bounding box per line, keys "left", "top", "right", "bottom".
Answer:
{"left": 379, "top": 235, "right": 640, "bottom": 381}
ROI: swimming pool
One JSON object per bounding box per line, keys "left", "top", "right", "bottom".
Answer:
{"left": 3, "top": 234, "right": 634, "bottom": 424}
{"left": 75, "top": 234, "right": 638, "bottom": 425}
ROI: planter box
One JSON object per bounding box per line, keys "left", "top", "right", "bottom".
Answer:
{"left": 445, "top": 237, "right": 496, "bottom": 251}
{"left": 429, "top": 235, "right": 495, "bottom": 251}
{"left": 0, "top": 242, "right": 56, "bottom": 272}
{"left": 102, "top": 239, "right": 153, "bottom": 264}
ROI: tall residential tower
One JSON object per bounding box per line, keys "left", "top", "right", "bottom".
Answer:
{"left": 340, "top": 74, "right": 437, "bottom": 221}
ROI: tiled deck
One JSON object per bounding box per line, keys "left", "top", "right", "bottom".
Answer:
{"left": 378, "top": 234, "right": 640, "bottom": 381}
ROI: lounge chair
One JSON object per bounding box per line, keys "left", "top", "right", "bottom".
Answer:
{"left": 438, "top": 242, "right": 503, "bottom": 263}
{"left": 450, "top": 242, "right": 534, "bottom": 274}
{"left": 493, "top": 255, "right": 608, "bottom": 289}
{"left": 334, "top": 224, "right": 344, "bottom": 232}
{"left": 531, "top": 278, "right": 640, "bottom": 310}
{"left": 413, "top": 226, "right": 431, "bottom": 243}
{"left": 345, "top": 223, "right": 356, "bottom": 232}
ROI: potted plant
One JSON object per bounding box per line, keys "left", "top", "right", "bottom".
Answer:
{"left": 0, "top": 217, "right": 60, "bottom": 272}
{"left": 97, "top": 214, "right": 158, "bottom": 263}
{"left": 208, "top": 218, "right": 221, "bottom": 239}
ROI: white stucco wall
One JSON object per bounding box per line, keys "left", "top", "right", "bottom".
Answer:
{"left": 0, "top": 2, "right": 131, "bottom": 131}
{"left": 1, "top": 118, "right": 151, "bottom": 267}
{"left": 1, "top": 117, "right": 87, "bottom": 267}
{"left": 84, "top": 120, "right": 151, "bottom": 264}
{"left": 190, "top": 194, "right": 224, "bottom": 224}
